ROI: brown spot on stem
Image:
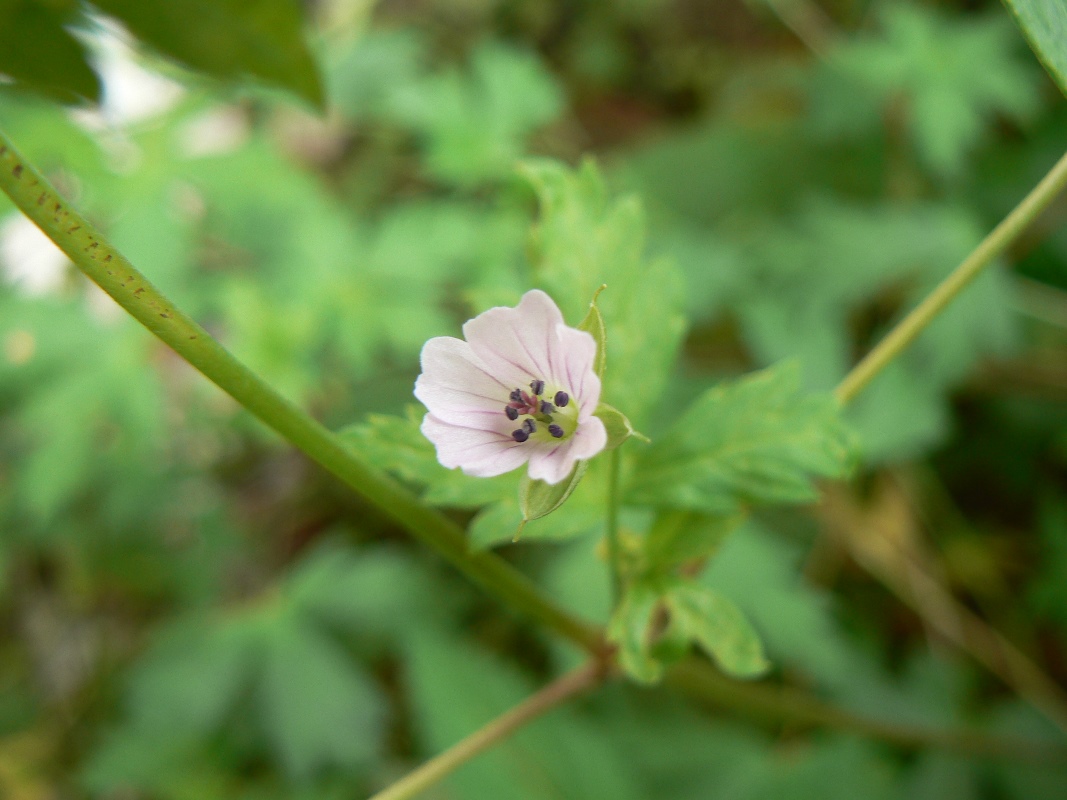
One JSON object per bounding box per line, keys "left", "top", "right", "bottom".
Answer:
{"left": 37, "top": 193, "right": 46, "bottom": 205}
{"left": 160, "top": 313, "right": 170, "bottom": 319}
{"left": 133, "top": 287, "right": 144, "bottom": 296}
{"left": 67, "top": 225, "right": 81, "bottom": 234}
{"left": 12, "top": 164, "right": 22, "bottom": 179}
{"left": 104, "top": 254, "right": 112, "bottom": 262}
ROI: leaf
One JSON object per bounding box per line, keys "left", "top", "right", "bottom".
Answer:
{"left": 389, "top": 41, "right": 563, "bottom": 184}
{"left": 825, "top": 5, "right": 1041, "bottom": 176}
{"left": 259, "top": 616, "right": 385, "bottom": 780}
{"left": 628, "top": 362, "right": 856, "bottom": 513}
{"left": 522, "top": 158, "right": 687, "bottom": 426}
{"left": 519, "top": 461, "right": 589, "bottom": 526}
{"left": 91, "top": 0, "right": 325, "bottom": 107}
{"left": 125, "top": 620, "right": 258, "bottom": 736}
{"left": 663, "top": 581, "right": 769, "bottom": 679}
{"left": 0, "top": 0, "right": 100, "bottom": 103}
{"left": 643, "top": 510, "right": 746, "bottom": 575}
{"left": 607, "top": 580, "right": 665, "bottom": 683}
{"left": 1004, "top": 0, "right": 1067, "bottom": 96}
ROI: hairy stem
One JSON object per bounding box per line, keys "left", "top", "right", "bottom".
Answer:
{"left": 369, "top": 661, "right": 609, "bottom": 800}
{"left": 835, "top": 147, "right": 1067, "bottom": 407}
{"left": 0, "top": 129, "right": 602, "bottom": 657}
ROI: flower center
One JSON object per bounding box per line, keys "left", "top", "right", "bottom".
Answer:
{"left": 504, "top": 379, "right": 578, "bottom": 444}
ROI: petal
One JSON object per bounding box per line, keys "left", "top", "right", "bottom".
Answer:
{"left": 421, "top": 414, "right": 530, "bottom": 477}
{"left": 524, "top": 415, "right": 605, "bottom": 484}
{"left": 462, "top": 290, "right": 565, "bottom": 388}
{"left": 415, "top": 337, "right": 514, "bottom": 426}
{"left": 570, "top": 415, "right": 608, "bottom": 460}
{"left": 554, "top": 324, "right": 601, "bottom": 414}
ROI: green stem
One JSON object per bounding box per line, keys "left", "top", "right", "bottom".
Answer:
{"left": 834, "top": 147, "right": 1067, "bottom": 407}
{"left": 369, "top": 661, "right": 608, "bottom": 800}
{"left": 605, "top": 446, "right": 623, "bottom": 607}
{"left": 667, "top": 657, "right": 1067, "bottom": 763}
{"left": 0, "top": 129, "right": 602, "bottom": 657}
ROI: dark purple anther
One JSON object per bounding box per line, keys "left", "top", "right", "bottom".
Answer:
{"left": 512, "top": 428, "right": 529, "bottom": 442}
{"left": 529, "top": 379, "right": 545, "bottom": 396}
{"left": 554, "top": 391, "right": 569, "bottom": 408}
{"left": 540, "top": 400, "right": 555, "bottom": 415}
{"left": 509, "top": 388, "right": 523, "bottom": 403}
{"left": 505, "top": 406, "right": 519, "bottom": 420}
{"left": 549, "top": 424, "right": 564, "bottom": 438}
{"left": 523, "top": 418, "right": 536, "bottom": 433}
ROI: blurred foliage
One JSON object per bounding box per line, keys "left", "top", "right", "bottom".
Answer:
{"left": 2, "top": 0, "right": 1067, "bottom": 798}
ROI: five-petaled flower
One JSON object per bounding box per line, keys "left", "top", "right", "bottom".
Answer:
{"left": 415, "top": 290, "right": 607, "bottom": 484}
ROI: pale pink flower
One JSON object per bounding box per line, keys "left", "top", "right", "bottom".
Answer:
{"left": 415, "top": 290, "right": 607, "bottom": 485}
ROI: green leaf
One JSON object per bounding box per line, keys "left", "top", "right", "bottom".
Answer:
{"left": 522, "top": 158, "right": 687, "bottom": 426}
{"left": 664, "top": 581, "right": 769, "bottom": 679}
{"left": 825, "top": 5, "right": 1041, "bottom": 175}
{"left": 607, "top": 580, "right": 665, "bottom": 683}
{"left": 0, "top": 0, "right": 100, "bottom": 103}
{"left": 643, "top": 510, "right": 746, "bottom": 575}
{"left": 628, "top": 362, "right": 856, "bottom": 512}
{"left": 259, "top": 616, "right": 384, "bottom": 780}
{"left": 125, "top": 619, "right": 258, "bottom": 736}
{"left": 91, "top": 0, "right": 325, "bottom": 107}
{"left": 1004, "top": 0, "right": 1067, "bottom": 96}
{"left": 389, "top": 41, "right": 563, "bottom": 185}
{"left": 519, "top": 461, "right": 589, "bottom": 527}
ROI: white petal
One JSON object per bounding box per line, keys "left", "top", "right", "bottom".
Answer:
{"left": 415, "top": 337, "right": 514, "bottom": 425}
{"left": 525, "top": 416, "right": 607, "bottom": 484}
{"left": 421, "top": 414, "right": 529, "bottom": 477}
{"left": 554, "top": 323, "right": 601, "bottom": 414}
{"left": 570, "top": 415, "right": 608, "bottom": 460}
{"left": 462, "top": 290, "right": 564, "bottom": 389}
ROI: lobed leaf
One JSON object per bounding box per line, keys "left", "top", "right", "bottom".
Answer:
{"left": 628, "top": 362, "right": 856, "bottom": 513}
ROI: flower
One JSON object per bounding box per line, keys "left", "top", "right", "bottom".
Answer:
{"left": 415, "top": 289, "right": 607, "bottom": 484}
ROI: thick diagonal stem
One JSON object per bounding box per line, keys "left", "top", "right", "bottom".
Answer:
{"left": 0, "top": 130, "right": 603, "bottom": 657}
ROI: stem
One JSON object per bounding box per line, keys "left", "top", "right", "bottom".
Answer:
{"left": 605, "top": 447, "right": 623, "bottom": 607}
{"left": 369, "top": 661, "right": 608, "bottom": 800}
{"left": 0, "top": 129, "right": 602, "bottom": 657}
{"left": 667, "top": 657, "right": 1067, "bottom": 763}
{"left": 834, "top": 147, "right": 1067, "bottom": 407}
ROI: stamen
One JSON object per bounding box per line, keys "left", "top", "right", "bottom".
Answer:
{"left": 505, "top": 406, "right": 519, "bottom": 420}
{"left": 530, "top": 379, "right": 545, "bottom": 396}
{"left": 509, "top": 388, "right": 523, "bottom": 403}
{"left": 512, "top": 428, "right": 529, "bottom": 443}
{"left": 549, "top": 424, "right": 564, "bottom": 438}
{"left": 554, "top": 391, "right": 569, "bottom": 408}
{"left": 540, "top": 400, "right": 555, "bottom": 415}
{"left": 523, "top": 418, "right": 537, "bottom": 434}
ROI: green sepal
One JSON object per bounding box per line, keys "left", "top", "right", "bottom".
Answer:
{"left": 594, "top": 402, "right": 647, "bottom": 450}
{"left": 578, "top": 285, "right": 607, "bottom": 378}
{"left": 515, "top": 461, "right": 589, "bottom": 539}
